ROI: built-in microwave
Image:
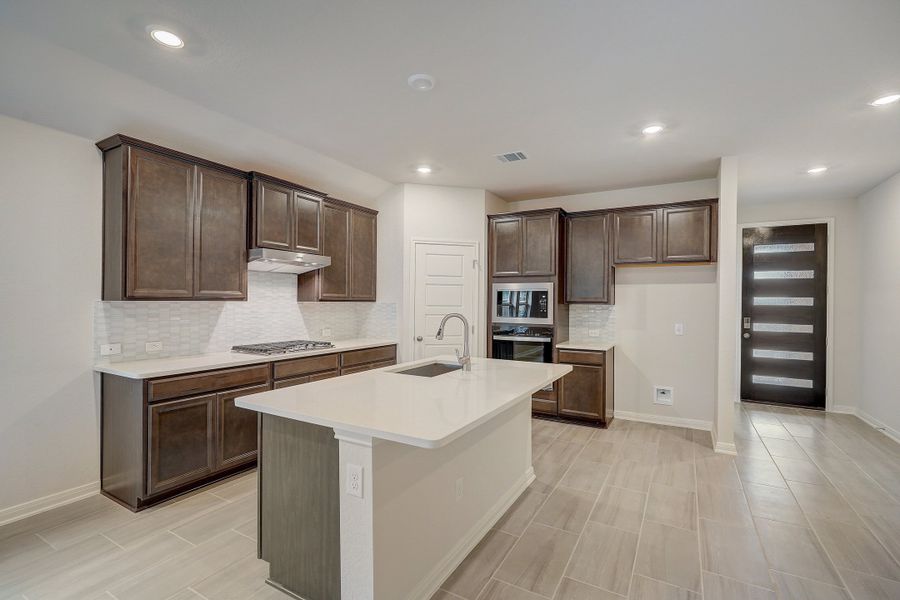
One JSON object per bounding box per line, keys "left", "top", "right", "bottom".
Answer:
{"left": 491, "top": 282, "right": 554, "bottom": 326}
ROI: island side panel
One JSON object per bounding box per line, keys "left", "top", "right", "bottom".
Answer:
{"left": 260, "top": 414, "right": 341, "bottom": 599}
{"left": 371, "top": 399, "right": 533, "bottom": 600}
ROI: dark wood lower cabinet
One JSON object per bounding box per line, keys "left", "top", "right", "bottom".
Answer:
{"left": 101, "top": 344, "right": 397, "bottom": 510}
{"left": 551, "top": 347, "right": 615, "bottom": 426}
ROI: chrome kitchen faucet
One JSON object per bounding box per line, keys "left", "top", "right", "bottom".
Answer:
{"left": 435, "top": 313, "right": 471, "bottom": 372}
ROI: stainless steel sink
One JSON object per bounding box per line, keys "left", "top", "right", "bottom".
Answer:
{"left": 392, "top": 362, "right": 463, "bottom": 378}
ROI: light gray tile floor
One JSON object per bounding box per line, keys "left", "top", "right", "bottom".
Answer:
{"left": 2, "top": 404, "right": 899, "bottom": 600}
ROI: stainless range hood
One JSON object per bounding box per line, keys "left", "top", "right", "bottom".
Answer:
{"left": 248, "top": 248, "right": 331, "bottom": 274}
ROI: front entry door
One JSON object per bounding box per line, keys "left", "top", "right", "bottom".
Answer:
{"left": 741, "top": 224, "right": 827, "bottom": 408}
{"left": 413, "top": 242, "right": 478, "bottom": 360}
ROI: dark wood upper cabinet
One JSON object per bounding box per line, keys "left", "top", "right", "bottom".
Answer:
{"left": 350, "top": 209, "right": 377, "bottom": 301}
{"left": 250, "top": 173, "right": 326, "bottom": 254}
{"left": 490, "top": 217, "right": 523, "bottom": 276}
{"left": 194, "top": 167, "right": 248, "bottom": 299}
{"left": 611, "top": 200, "right": 717, "bottom": 266}
{"left": 98, "top": 135, "right": 249, "bottom": 301}
{"left": 661, "top": 204, "right": 712, "bottom": 263}
{"left": 613, "top": 208, "right": 659, "bottom": 264}
{"left": 298, "top": 199, "right": 377, "bottom": 302}
{"left": 522, "top": 213, "right": 557, "bottom": 276}
{"left": 489, "top": 210, "right": 562, "bottom": 277}
{"left": 567, "top": 213, "right": 613, "bottom": 304}
{"left": 126, "top": 148, "right": 195, "bottom": 298}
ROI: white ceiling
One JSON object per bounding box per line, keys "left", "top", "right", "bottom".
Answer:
{"left": 2, "top": 0, "right": 899, "bottom": 202}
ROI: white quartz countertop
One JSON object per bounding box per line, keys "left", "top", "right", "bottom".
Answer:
{"left": 93, "top": 339, "right": 398, "bottom": 379}
{"left": 235, "top": 356, "right": 572, "bottom": 449}
{"left": 556, "top": 340, "right": 616, "bottom": 352}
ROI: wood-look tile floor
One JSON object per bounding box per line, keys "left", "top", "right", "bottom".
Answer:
{"left": 2, "top": 405, "right": 899, "bottom": 600}
{"left": 436, "top": 405, "right": 900, "bottom": 600}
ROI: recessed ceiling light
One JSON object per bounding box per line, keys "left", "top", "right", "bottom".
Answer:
{"left": 407, "top": 74, "right": 435, "bottom": 92}
{"left": 641, "top": 124, "right": 665, "bottom": 136}
{"left": 416, "top": 165, "right": 433, "bottom": 174}
{"left": 807, "top": 166, "right": 828, "bottom": 175}
{"left": 870, "top": 93, "right": 900, "bottom": 107}
{"left": 150, "top": 29, "right": 184, "bottom": 48}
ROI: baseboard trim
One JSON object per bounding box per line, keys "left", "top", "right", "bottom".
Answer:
{"left": 710, "top": 426, "right": 738, "bottom": 456}
{"left": 854, "top": 409, "right": 900, "bottom": 445}
{"left": 614, "top": 411, "right": 712, "bottom": 432}
{"left": 409, "top": 467, "right": 535, "bottom": 600}
{"left": 830, "top": 404, "right": 858, "bottom": 415}
{"left": 0, "top": 481, "right": 100, "bottom": 527}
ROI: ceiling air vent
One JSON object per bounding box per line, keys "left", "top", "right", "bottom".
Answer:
{"left": 495, "top": 151, "right": 528, "bottom": 163}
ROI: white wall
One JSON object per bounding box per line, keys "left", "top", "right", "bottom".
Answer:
{"left": 0, "top": 115, "right": 103, "bottom": 518}
{"left": 508, "top": 178, "right": 721, "bottom": 428}
{"left": 738, "top": 196, "right": 861, "bottom": 413}
{"left": 856, "top": 171, "right": 900, "bottom": 437}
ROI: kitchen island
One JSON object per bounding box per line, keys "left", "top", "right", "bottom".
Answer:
{"left": 236, "top": 355, "right": 571, "bottom": 600}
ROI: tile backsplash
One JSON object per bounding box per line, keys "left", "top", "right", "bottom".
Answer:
{"left": 567, "top": 304, "right": 617, "bottom": 344}
{"left": 94, "top": 272, "right": 397, "bottom": 361}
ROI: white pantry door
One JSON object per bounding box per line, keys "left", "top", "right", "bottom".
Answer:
{"left": 413, "top": 242, "right": 478, "bottom": 360}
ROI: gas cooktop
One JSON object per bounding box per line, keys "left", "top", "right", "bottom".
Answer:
{"left": 231, "top": 340, "right": 335, "bottom": 355}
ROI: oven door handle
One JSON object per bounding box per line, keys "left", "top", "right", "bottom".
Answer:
{"left": 491, "top": 335, "right": 553, "bottom": 342}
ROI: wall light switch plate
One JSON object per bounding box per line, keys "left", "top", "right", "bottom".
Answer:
{"left": 588, "top": 329, "right": 601, "bottom": 337}
{"left": 654, "top": 386, "right": 674, "bottom": 406}
{"left": 145, "top": 341, "right": 162, "bottom": 353}
{"left": 100, "top": 343, "right": 121, "bottom": 356}
{"left": 322, "top": 327, "right": 332, "bottom": 338}
{"left": 674, "top": 323, "right": 685, "bottom": 336}
{"left": 346, "top": 464, "right": 363, "bottom": 498}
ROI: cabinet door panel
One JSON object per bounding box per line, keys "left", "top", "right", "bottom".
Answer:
{"left": 522, "top": 214, "right": 557, "bottom": 276}
{"left": 661, "top": 204, "right": 711, "bottom": 262}
{"left": 491, "top": 217, "right": 523, "bottom": 276}
{"left": 350, "top": 209, "right": 377, "bottom": 300}
{"left": 256, "top": 180, "right": 293, "bottom": 250}
{"left": 613, "top": 209, "right": 659, "bottom": 264}
{"left": 217, "top": 383, "right": 267, "bottom": 470}
{"left": 294, "top": 192, "right": 322, "bottom": 253}
{"left": 567, "top": 214, "right": 612, "bottom": 303}
{"left": 148, "top": 394, "right": 216, "bottom": 495}
{"left": 127, "top": 148, "right": 195, "bottom": 298}
{"left": 320, "top": 202, "right": 351, "bottom": 299}
{"left": 559, "top": 364, "right": 605, "bottom": 420}
{"left": 194, "top": 167, "right": 248, "bottom": 299}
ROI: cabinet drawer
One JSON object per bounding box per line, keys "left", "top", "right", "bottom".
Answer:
{"left": 274, "top": 375, "right": 309, "bottom": 389}
{"left": 341, "top": 345, "right": 396, "bottom": 368}
{"left": 149, "top": 365, "right": 270, "bottom": 402}
{"left": 532, "top": 398, "right": 558, "bottom": 415}
{"left": 273, "top": 353, "right": 340, "bottom": 380}
{"left": 558, "top": 350, "right": 605, "bottom": 366}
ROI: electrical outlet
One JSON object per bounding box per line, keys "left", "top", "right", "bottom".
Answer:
{"left": 100, "top": 343, "right": 121, "bottom": 356}
{"left": 346, "top": 463, "right": 363, "bottom": 498}
{"left": 654, "top": 386, "right": 674, "bottom": 406}
{"left": 145, "top": 341, "right": 162, "bottom": 353}
{"left": 588, "top": 329, "right": 601, "bottom": 337}
{"left": 322, "top": 327, "right": 332, "bottom": 338}
{"left": 674, "top": 323, "right": 685, "bottom": 336}
{"left": 455, "top": 477, "right": 464, "bottom": 502}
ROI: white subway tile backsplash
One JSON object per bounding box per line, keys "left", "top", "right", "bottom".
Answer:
{"left": 94, "top": 272, "right": 397, "bottom": 361}
{"left": 567, "top": 304, "right": 616, "bottom": 345}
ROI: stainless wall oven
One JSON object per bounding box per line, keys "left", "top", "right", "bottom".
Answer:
{"left": 492, "top": 325, "right": 555, "bottom": 390}
{"left": 491, "top": 282, "right": 554, "bottom": 326}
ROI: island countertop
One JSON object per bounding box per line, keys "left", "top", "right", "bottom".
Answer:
{"left": 92, "top": 338, "right": 397, "bottom": 379}
{"left": 235, "top": 356, "right": 571, "bottom": 448}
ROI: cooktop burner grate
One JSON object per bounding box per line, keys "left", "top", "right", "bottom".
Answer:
{"left": 231, "top": 340, "right": 335, "bottom": 355}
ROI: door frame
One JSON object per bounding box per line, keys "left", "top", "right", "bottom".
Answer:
{"left": 736, "top": 218, "right": 835, "bottom": 412}
{"left": 408, "top": 238, "right": 482, "bottom": 360}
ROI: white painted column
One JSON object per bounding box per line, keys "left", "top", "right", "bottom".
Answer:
{"left": 335, "top": 430, "right": 376, "bottom": 600}
{"left": 714, "top": 156, "right": 739, "bottom": 454}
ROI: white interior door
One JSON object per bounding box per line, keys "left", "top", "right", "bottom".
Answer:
{"left": 413, "top": 242, "right": 478, "bottom": 360}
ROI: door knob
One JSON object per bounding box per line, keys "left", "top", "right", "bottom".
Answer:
{"left": 743, "top": 333, "right": 750, "bottom": 339}
{"left": 416, "top": 336, "right": 423, "bottom": 342}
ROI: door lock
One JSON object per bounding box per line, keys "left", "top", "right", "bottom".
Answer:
{"left": 743, "top": 317, "right": 751, "bottom": 330}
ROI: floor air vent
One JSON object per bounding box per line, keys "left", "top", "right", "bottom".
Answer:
{"left": 495, "top": 151, "right": 528, "bottom": 163}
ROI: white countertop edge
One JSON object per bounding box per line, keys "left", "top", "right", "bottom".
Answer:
{"left": 93, "top": 338, "right": 398, "bottom": 379}
{"left": 236, "top": 356, "right": 573, "bottom": 449}
{"left": 555, "top": 340, "right": 616, "bottom": 352}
